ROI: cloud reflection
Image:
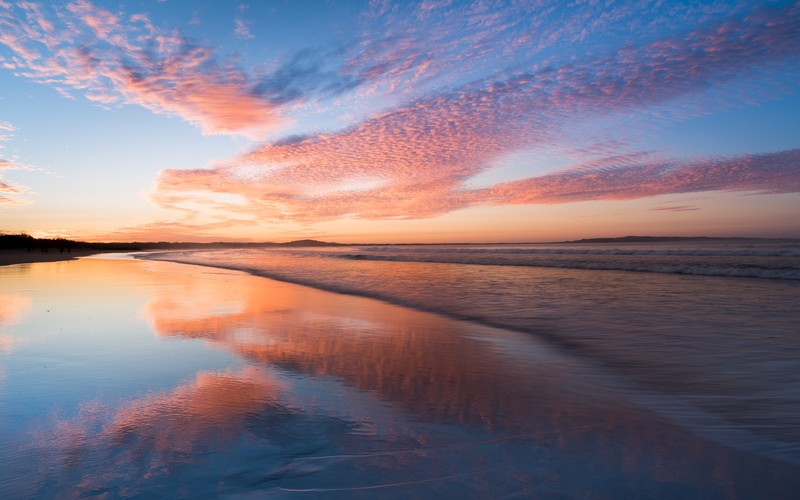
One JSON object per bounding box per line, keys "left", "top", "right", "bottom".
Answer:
{"left": 0, "top": 294, "right": 32, "bottom": 336}
{"left": 103, "top": 368, "right": 281, "bottom": 454}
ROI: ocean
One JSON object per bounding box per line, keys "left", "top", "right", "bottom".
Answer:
{"left": 144, "top": 239, "right": 800, "bottom": 466}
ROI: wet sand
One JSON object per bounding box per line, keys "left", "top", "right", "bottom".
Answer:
{"left": 1, "top": 255, "right": 798, "bottom": 498}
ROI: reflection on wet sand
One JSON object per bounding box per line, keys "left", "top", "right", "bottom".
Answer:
{"left": 147, "top": 272, "right": 602, "bottom": 430}
{"left": 0, "top": 295, "right": 31, "bottom": 352}
{"left": 103, "top": 367, "right": 282, "bottom": 453}
{"left": 1, "top": 257, "right": 797, "bottom": 497}
{"left": 142, "top": 260, "right": 798, "bottom": 496}
{"left": 31, "top": 368, "right": 291, "bottom": 496}
{"left": 0, "top": 294, "right": 31, "bottom": 325}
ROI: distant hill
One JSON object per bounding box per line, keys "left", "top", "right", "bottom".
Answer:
{"left": 280, "top": 239, "right": 343, "bottom": 247}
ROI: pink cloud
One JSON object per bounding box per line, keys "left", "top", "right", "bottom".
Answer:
{"left": 652, "top": 206, "right": 700, "bottom": 212}
{"left": 473, "top": 149, "right": 800, "bottom": 207}
{"left": 1, "top": 1, "right": 749, "bottom": 140}
{"left": 234, "top": 18, "right": 253, "bottom": 40}
{"left": 0, "top": 179, "right": 20, "bottom": 193}
{"left": 98, "top": 218, "right": 258, "bottom": 243}
{"left": 0, "top": 124, "right": 33, "bottom": 206}
{"left": 150, "top": 148, "right": 800, "bottom": 225}
{"left": 147, "top": 2, "right": 800, "bottom": 226}
{"left": 0, "top": 2, "right": 283, "bottom": 136}
{"left": 3, "top": 0, "right": 548, "bottom": 137}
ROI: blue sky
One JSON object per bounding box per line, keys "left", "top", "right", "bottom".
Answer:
{"left": 1, "top": 0, "right": 799, "bottom": 242}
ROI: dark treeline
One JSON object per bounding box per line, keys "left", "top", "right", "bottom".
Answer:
{"left": 0, "top": 233, "right": 142, "bottom": 251}
{"left": 0, "top": 233, "right": 342, "bottom": 251}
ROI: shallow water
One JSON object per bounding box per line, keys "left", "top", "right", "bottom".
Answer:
{"left": 1, "top": 255, "right": 798, "bottom": 497}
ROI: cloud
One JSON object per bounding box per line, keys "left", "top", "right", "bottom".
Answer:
{"left": 148, "top": 2, "right": 800, "bottom": 225}
{"left": 472, "top": 149, "right": 800, "bottom": 207}
{"left": 2, "top": 0, "right": 558, "bottom": 137}
{"left": 0, "top": 179, "right": 21, "bottom": 193}
{"left": 0, "top": 124, "right": 33, "bottom": 206}
{"left": 0, "top": 1, "right": 384, "bottom": 137}
{"left": 234, "top": 18, "right": 253, "bottom": 40}
{"left": 1, "top": 1, "right": 745, "bottom": 139}
{"left": 652, "top": 205, "right": 700, "bottom": 212}
{"left": 99, "top": 217, "right": 258, "bottom": 242}
{"left": 0, "top": 2, "right": 278, "bottom": 136}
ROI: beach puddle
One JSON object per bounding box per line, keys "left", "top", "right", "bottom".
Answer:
{"left": 0, "top": 256, "right": 797, "bottom": 497}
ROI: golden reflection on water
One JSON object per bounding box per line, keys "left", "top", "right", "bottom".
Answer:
{"left": 0, "top": 295, "right": 31, "bottom": 352}
{"left": 2, "top": 257, "right": 797, "bottom": 497}
{"left": 0, "top": 294, "right": 32, "bottom": 325}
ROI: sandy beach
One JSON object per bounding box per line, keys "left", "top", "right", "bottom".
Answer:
{"left": 0, "top": 250, "right": 99, "bottom": 267}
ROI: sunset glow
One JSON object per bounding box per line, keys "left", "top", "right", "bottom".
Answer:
{"left": 1, "top": 1, "right": 799, "bottom": 242}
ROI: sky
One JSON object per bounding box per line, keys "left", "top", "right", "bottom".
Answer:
{"left": 0, "top": 0, "right": 799, "bottom": 243}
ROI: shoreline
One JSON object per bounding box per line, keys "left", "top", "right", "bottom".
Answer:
{"left": 0, "top": 250, "right": 100, "bottom": 267}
